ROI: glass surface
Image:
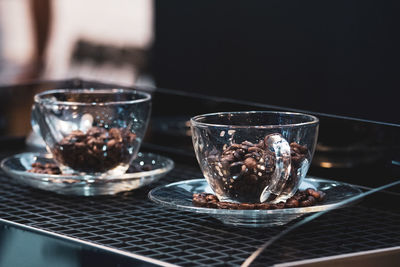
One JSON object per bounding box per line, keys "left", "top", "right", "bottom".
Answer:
{"left": 1, "top": 152, "right": 173, "bottom": 196}
{"left": 148, "top": 177, "right": 362, "bottom": 227}
{"left": 31, "top": 88, "right": 152, "bottom": 176}
{"left": 190, "top": 111, "right": 319, "bottom": 203}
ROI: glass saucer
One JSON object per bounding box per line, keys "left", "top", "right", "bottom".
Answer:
{"left": 148, "top": 178, "right": 363, "bottom": 227}
{"left": 1, "top": 152, "right": 174, "bottom": 196}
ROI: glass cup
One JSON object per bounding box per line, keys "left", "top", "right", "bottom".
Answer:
{"left": 190, "top": 111, "right": 319, "bottom": 203}
{"left": 31, "top": 88, "right": 151, "bottom": 176}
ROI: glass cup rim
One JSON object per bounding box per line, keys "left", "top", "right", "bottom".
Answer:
{"left": 34, "top": 88, "right": 151, "bottom": 106}
{"left": 190, "top": 111, "right": 319, "bottom": 128}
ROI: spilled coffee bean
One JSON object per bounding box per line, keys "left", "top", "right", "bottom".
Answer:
{"left": 193, "top": 188, "right": 326, "bottom": 210}
{"left": 28, "top": 161, "right": 152, "bottom": 175}
{"left": 28, "top": 162, "right": 61, "bottom": 175}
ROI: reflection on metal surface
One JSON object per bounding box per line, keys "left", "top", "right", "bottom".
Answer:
{"left": 319, "top": 162, "right": 333, "bottom": 168}
{"left": 276, "top": 246, "right": 400, "bottom": 267}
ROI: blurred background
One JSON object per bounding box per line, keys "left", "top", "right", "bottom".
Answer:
{"left": 0, "top": 0, "right": 398, "bottom": 137}
{"left": 0, "top": 0, "right": 153, "bottom": 86}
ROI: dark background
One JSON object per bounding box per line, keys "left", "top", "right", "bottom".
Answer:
{"left": 152, "top": 0, "right": 399, "bottom": 124}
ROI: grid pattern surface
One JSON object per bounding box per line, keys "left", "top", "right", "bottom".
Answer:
{"left": 1, "top": 163, "right": 400, "bottom": 266}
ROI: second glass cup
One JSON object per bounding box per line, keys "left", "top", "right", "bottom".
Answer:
{"left": 31, "top": 88, "right": 151, "bottom": 176}
{"left": 191, "top": 111, "right": 319, "bottom": 203}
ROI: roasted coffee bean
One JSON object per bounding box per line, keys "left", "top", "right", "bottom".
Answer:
{"left": 70, "top": 130, "right": 85, "bottom": 138}
{"left": 109, "top": 128, "right": 123, "bottom": 141}
{"left": 31, "top": 162, "right": 43, "bottom": 168}
{"left": 221, "top": 154, "right": 235, "bottom": 163}
{"left": 44, "top": 163, "right": 57, "bottom": 169}
{"left": 247, "top": 174, "right": 258, "bottom": 183}
{"left": 248, "top": 146, "right": 262, "bottom": 153}
{"left": 230, "top": 144, "right": 242, "bottom": 149}
{"left": 291, "top": 146, "right": 300, "bottom": 154}
{"left": 256, "top": 203, "right": 270, "bottom": 209}
{"left": 192, "top": 193, "right": 208, "bottom": 207}
{"left": 290, "top": 142, "right": 308, "bottom": 154}
{"left": 126, "top": 133, "right": 137, "bottom": 143}
{"left": 141, "top": 164, "right": 152, "bottom": 171}
{"left": 218, "top": 202, "right": 237, "bottom": 209}
{"left": 244, "top": 153, "right": 254, "bottom": 159}
{"left": 244, "top": 157, "right": 257, "bottom": 169}
{"left": 276, "top": 202, "right": 286, "bottom": 209}
{"left": 306, "top": 188, "right": 321, "bottom": 199}
{"left": 240, "top": 203, "right": 255, "bottom": 209}
{"left": 229, "top": 161, "right": 244, "bottom": 174}
{"left": 206, "top": 194, "right": 218, "bottom": 202}
{"left": 285, "top": 198, "right": 299, "bottom": 208}
{"left": 74, "top": 142, "right": 86, "bottom": 149}
{"left": 107, "top": 139, "right": 117, "bottom": 148}
{"left": 300, "top": 196, "right": 316, "bottom": 207}
{"left": 268, "top": 203, "right": 278, "bottom": 209}
{"left": 256, "top": 140, "right": 265, "bottom": 148}
{"left": 87, "top": 127, "right": 106, "bottom": 137}
{"left": 241, "top": 164, "right": 247, "bottom": 173}
{"left": 292, "top": 191, "right": 306, "bottom": 201}
{"left": 241, "top": 141, "right": 254, "bottom": 147}
{"left": 233, "top": 149, "right": 245, "bottom": 160}
{"left": 86, "top": 137, "right": 96, "bottom": 147}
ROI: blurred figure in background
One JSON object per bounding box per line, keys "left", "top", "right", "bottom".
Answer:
{"left": 19, "top": 0, "right": 52, "bottom": 82}
{"left": 0, "top": 0, "right": 51, "bottom": 136}
{"left": 0, "top": 0, "right": 153, "bottom": 137}
{"left": 0, "top": 0, "right": 153, "bottom": 86}
{"left": 42, "top": 0, "right": 154, "bottom": 87}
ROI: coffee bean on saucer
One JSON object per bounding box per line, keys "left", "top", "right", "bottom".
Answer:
{"left": 193, "top": 193, "right": 209, "bottom": 207}
{"left": 28, "top": 157, "right": 152, "bottom": 175}
{"left": 28, "top": 162, "right": 61, "bottom": 175}
{"left": 306, "top": 188, "right": 321, "bottom": 200}
{"left": 192, "top": 188, "right": 326, "bottom": 210}
{"left": 240, "top": 203, "right": 256, "bottom": 210}
{"left": 31, "top": 162, "right": 43, "bottom": 168}
{"left": 285, "top": 198, "right": 299, "bottom": 208}
{"left": 300, "top": 196, "right": 316, "bottom": 207}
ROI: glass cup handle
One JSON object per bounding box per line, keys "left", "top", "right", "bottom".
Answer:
{"left": 31, "top": 104, "right": 42, "bottom": 137}
{"left": 260, "top": 134, "right": 291, "bottom": 203}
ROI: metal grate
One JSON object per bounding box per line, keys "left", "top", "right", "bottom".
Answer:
{"left": 1, "top": 161, "right": 400, "bottom": 266}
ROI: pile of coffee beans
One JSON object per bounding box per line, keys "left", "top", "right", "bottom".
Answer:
{"left": 193, "top": 188, "right": 326, "bottom": 210}
{"left": 28, "top": 161, "right": 152, "bottom": 175}
{"left": 208, "top": 134, "right": 308, "bottom": 203}
{"left": 52, "top": 127, "right": 137, "bottom": 173}
{"left": 28, "top": 162, "right": 61, "bottom": 175}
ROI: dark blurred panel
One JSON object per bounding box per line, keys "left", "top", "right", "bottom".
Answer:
{"left": 152, "top": 0, "right": 399, "bottom": 124}
{"left": 0, "top": 220, "right": 162, "bottom": 267}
